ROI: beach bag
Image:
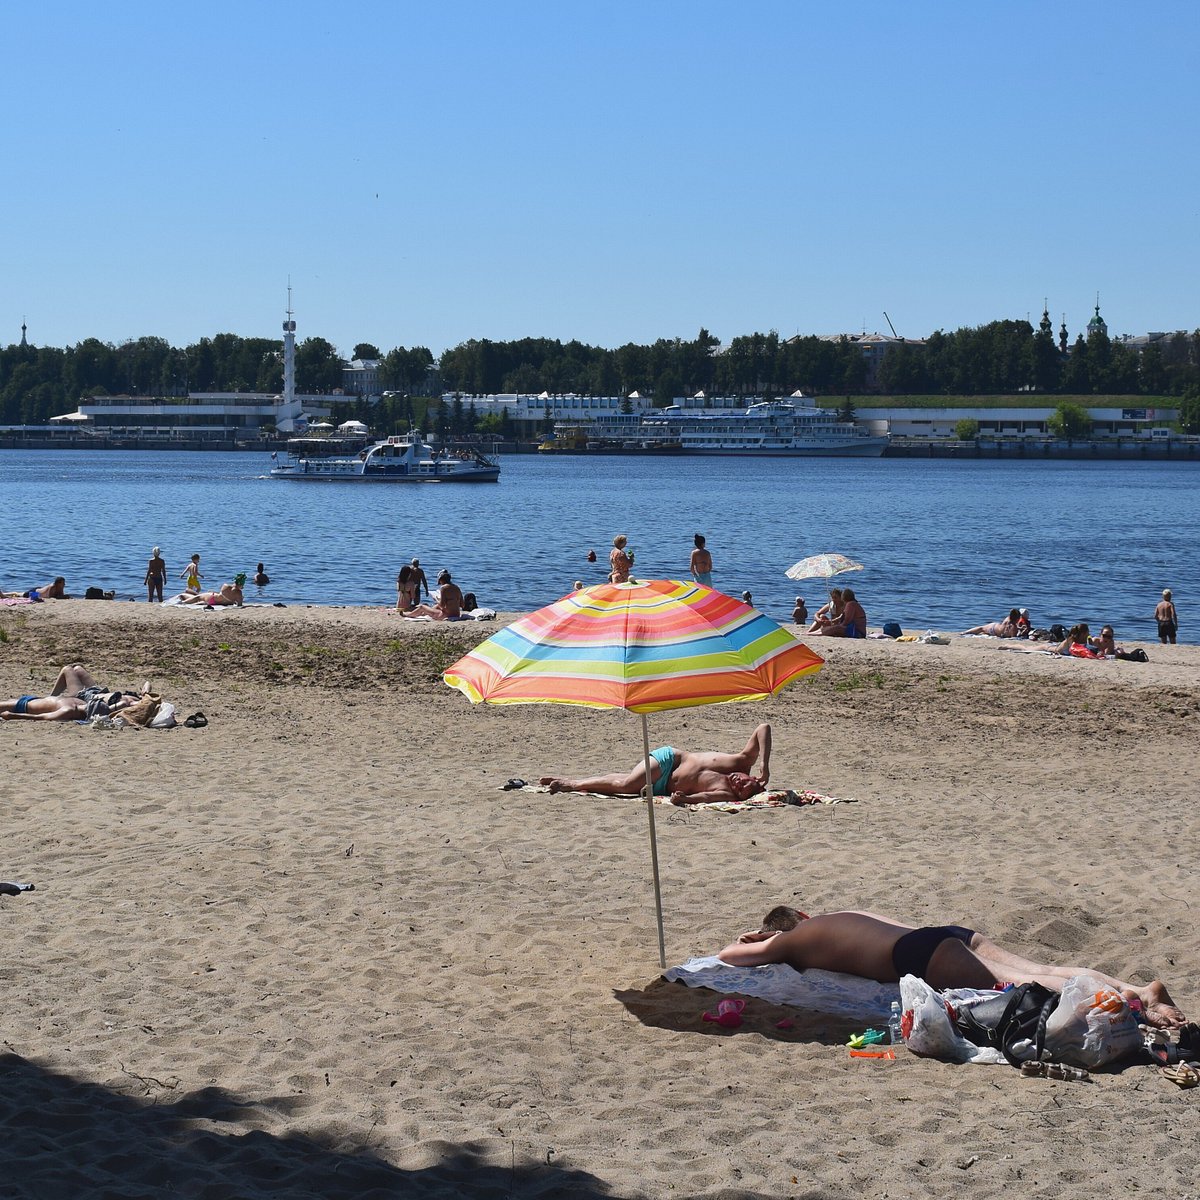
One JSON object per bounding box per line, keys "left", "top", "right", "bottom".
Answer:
{"left": 149, "top": 701, "right": 177, "bottom": 729}
{"left": 84, "top": 586, "right": 106, "bottom": 600}
{"left": 1117, "top": 648, "right": 1149, "bottom": 663}
{"left": 1042, "top": 975, "right": 1143, "bottom": 1069}
{"left": 953, "top": 981, "right": 1060, "bottom": 1067}
{"left": 882, "top": 621, "right": 902, "bottom": 639}
{"left": 1069, "top": 643, "right": 1100, "bottom": 660}
{"left": 461, "top": 592, "right": 477, "bottom": 612}
{"left": 1049, "top": 623, "right": 1067, "bottom": 642}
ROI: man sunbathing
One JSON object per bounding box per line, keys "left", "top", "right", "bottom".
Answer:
{"left": 718, "top": 905, "right": 1186, "bottom": 1029}
{"left": 1, "top": 664, "right": 153, "bottom": 721}
{"left": 541, "top": 723, "right": 771, "bottom": 805}
{"left": 1, "top": 692, "right": 145, "bottom": 721}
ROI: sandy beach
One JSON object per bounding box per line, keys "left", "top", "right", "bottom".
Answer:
{"left": 2, "top": 599, "right": 1197, "bottom": 1198}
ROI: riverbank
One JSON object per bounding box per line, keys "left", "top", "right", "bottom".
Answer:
{"left": 3, "top": 601, "right": 1197, "bottom": 1197}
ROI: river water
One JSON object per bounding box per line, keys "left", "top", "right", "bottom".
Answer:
{"left": 0, "top": 449, "right": 1193, "bottom": 639}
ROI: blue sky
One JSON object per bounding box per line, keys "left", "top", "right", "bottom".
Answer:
{"left": 4, "top": 1, "right": 1197, "bottom": 357}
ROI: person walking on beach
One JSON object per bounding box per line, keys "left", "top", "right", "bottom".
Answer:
{"left": 180, "top": 554, "right": 202, "bottom": 594}
{"left": 718, "top": 905, "right": 1186, "bottom": 1030}
{"left": 1156, "top": 589, "right": 1178, "bottom": 644}
{"left": 690, "top": 534, "right": 713, "bottom": 587}
{"left": 145, "top": 547, "right": 167, "bottom": 603}
{"left": 409, "top": 558, "right": 430, "bottom": 602}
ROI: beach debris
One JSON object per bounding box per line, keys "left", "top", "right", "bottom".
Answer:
{"left": 957, "top": 1155, "right": 980, "bottom": 1170}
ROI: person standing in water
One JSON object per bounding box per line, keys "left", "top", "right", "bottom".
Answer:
{"left": 690, "top": 534, "right": 713, "bottom": 587}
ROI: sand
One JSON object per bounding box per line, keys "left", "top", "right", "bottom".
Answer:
{"left": 2, "top": 600, "right": 1197, "bottom": 1198}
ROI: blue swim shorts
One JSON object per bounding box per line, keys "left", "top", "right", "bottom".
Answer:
{"left": 649, "top": 746, "right": 677, "bottom": 796}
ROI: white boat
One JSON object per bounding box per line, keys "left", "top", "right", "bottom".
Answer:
{"left": 270, "top": 433, "right": 500, "bottom": 482}
{"left": 627, "top": 400, "right": 888, "bottom": 456}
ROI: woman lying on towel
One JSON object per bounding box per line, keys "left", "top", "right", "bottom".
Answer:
{"left": 178, "top": 577, "right": 245, "bottom": 607}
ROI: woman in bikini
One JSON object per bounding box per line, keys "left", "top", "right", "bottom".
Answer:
{"left": 609, "top": 535, "right": 632, "bottom": 584}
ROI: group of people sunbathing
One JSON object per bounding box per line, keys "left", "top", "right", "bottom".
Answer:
{"left": 540, "top": 721, "right": 1187, "bottom": 1031}
{"left": 805, "top": 588, "right": 867, "bottom": 638}
{"left": 396, "top": 560, "right": 474, "bottom": 621}
{"left": 1, "top": 664, "right": 161, "bottom": 724}
{"left": 963, "top": 608, "right": 1146, "bottom": 659}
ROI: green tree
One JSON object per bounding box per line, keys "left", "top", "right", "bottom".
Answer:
{"left": 837, "top": 397, "right": 856, "bottom": 422}
{"left": 295, "top": 337, "right": 344, "bottom": 392}
{"left": 1046, "top": 401, "right": 1092, "bottom": 438}
{"left": 353, "top": 343, "right": 381, "bottom": 360}
{"left": 1178, "top": 386, "right": 1200, "bottom": 435}
{"left": 955, "top": 418, "right": 980, "bottom": 440}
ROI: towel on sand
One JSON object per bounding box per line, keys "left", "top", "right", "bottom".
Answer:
{"left": 509, "top": 783, "right": 854, "bottom": 812}
{"left": 666, "top": 956, "right": 897, "bottom": 1022}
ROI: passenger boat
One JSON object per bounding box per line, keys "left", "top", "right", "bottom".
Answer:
{"left": 270, "top": 433, "right": 500, "bottom": 482}
{"left": 590, "top": 400, "right": 888, "bottom": 457}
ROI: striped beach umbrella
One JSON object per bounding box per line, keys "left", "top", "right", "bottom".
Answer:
{"left": 784, "top": 552, "right": 864, "bottom": 585}
{"left": 444, "top": 579, "right": 824, "bottom": 965}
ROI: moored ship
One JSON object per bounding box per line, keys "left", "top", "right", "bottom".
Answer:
{"left": 588, "top": 399, "right": 888, "bottom": 456}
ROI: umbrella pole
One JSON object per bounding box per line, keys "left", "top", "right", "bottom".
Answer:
{"left": 640, "top": 712, "right": 667, "bottom": 969}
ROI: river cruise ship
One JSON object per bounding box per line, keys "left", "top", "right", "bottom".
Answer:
{"left": 588, "top": 400, "right": 887, "bottom": 456}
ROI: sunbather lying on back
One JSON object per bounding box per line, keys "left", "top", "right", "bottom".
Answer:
{"left": 0, "top": 692, "right": 145, "bottom": 721}
{"left": 718, "top": 905, "right": 1187, "bottom": 1029}
{"left": 541, "top": 723, "right": 772, "bottom": 805}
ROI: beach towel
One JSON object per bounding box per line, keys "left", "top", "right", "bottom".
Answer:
{"left": 508, "top": 783, "right": 854, "bottom": 812}
{"left": 665, "top": 956, "right": 898, "bottom": 1022}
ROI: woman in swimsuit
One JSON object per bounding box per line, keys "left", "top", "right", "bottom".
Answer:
{"left": 609, "top": 535, "right": 632, "bottom": 584}
{"left": 963, "top": 608, "right": 1020, "bottom": 637}
{"left": 145, "top": 548, "right": 167, "bottom": 603}
{"left": 807, "top": 588, "right": 844, "bottom": 634}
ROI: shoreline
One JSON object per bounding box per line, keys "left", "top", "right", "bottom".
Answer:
{"left": 3, "top": 600, "right": 1197, "bottom": 1197}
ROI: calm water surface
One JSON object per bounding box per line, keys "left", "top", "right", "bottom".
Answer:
{"left": 1, "top": 449, "right": 1195, "bottom": 639}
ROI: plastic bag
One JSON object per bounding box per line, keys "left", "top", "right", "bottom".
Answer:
{"left": 1042, "top": 974, "right": 1143, "bottom": 1069}
{"left": 898, "top": 975, "right": 1006, "bottom": 1064}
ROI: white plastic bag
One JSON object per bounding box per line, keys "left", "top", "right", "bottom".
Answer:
{"left": 150, "top": 701, "right": 177, "bottom": 728}
{"left": 899, "top": 975, "right": 1006, "bottom": 1064}
{"left": 1042, "top": 974, "right": 1142, "bottom": 1068}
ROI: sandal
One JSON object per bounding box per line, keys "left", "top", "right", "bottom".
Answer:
{"left": 184, "top": 713, "right": 208, "bottom": 728}
{"left": 1161, "top": 1063, "right": 1200, "bottom": 1088}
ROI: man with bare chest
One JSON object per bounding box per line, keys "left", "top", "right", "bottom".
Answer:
{"left": 541, "top": 723, "right": 771, "bottom": 805}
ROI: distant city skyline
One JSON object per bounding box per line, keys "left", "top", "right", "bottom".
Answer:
{"left": 4, "top": 1, "right": 1197, "bottom": 357}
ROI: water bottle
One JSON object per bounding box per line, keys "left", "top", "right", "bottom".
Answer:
{"left": 888, "top": 1000, "right": 904, "bottom": 1048}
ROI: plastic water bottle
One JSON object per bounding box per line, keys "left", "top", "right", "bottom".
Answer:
{"left": 888, "top": 1000, "right": 904, "bottom": 1048}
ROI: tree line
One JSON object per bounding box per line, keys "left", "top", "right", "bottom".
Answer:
{"left": 3, "top": 318, "right": 1199, "bottom": 428}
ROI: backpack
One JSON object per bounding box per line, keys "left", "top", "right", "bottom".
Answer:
{"left": 881, "top": 621, "right": 902, "bottom": 639}
{"left": 461, "top": 591, "right": 477, "bottom": 612}
{"left": 84, "top": 586, "right": 106, "bottom": 600}
{"left": 954, "top": 982, "right": 1061, "bottom": 1067}
{"left": 1048, "top": 623, "right": 1067, "bottom": 642}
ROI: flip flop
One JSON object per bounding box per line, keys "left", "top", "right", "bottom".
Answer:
{"left": 1161, "top": 1063, "right": 1200, "bottom": 1088}
{"left": 184, "top": 713, "right": 208, "bottom": 728}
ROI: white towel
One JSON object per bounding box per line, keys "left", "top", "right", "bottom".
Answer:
{"left": 664, "top": 955, "right": 898, "bottom": 1022}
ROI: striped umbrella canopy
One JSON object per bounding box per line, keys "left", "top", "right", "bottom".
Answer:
{"left": 443, "top": 579, "right": 824, "bottom": 965}
{"left": 784, "top": 552, "right": 864, "bottom": 584}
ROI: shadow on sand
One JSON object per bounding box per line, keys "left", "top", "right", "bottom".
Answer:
{"left": 0, "top": 1052, "right": 621, "bottom": 1199}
